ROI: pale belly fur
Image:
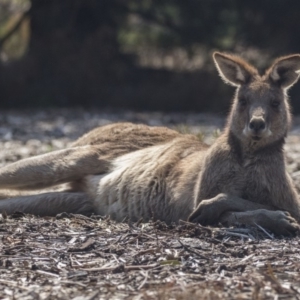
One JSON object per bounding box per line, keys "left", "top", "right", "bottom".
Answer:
{"left": 84, "top": 143, "right": 200, "bottom": 223}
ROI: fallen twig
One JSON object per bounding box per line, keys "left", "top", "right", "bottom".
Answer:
{"left": 177, "top": 238, "right": 210, "bottom": 260}
{"left": 80, "top": 263, "right": 158, "bottom": 272}
{"left": 254, "top": 223, "right": 274, "bottom": 239}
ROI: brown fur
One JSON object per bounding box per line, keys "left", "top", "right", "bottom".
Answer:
{"left": 0, "top": 52, "right": 300, "bottom": 236}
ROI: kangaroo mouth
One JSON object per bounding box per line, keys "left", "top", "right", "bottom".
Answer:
{"left": 251, "top": 135, "right": 262, "bottom": 141}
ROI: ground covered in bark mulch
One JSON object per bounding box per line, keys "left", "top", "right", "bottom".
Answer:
{"left": 0, "top": 109, "right": 300, "bottom": 299}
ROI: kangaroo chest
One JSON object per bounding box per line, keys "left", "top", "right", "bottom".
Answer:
{"left": 237, "top": 158, "right": 273, "bottom": 205}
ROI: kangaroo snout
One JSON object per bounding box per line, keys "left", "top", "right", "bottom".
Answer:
{"left": 243, "top": 116, "right": 270, "bottom": 140}
{"left": 249, "top": 117, "right": 266, "bottom": 134}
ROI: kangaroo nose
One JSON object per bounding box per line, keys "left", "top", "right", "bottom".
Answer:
{"left": 249, "top": 118, "right": 266, "bottom": 132}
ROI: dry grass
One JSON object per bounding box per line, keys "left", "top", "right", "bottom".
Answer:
{"left": 0, "top": 214, "right": 299, "bottom": 299}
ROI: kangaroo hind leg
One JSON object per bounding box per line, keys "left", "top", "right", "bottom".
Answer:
{"left": 0, "top": 192, "right": 95, "bottom": 217}
{"left": 0, "top": 145, "right": 110, "bottom": 190}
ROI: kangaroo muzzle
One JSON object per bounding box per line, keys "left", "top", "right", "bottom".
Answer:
{"left": 249, "top": 117, "right": 266, "bottom": 133}
{"left": 246, "top": 115, "right": 271, "bottom": 140}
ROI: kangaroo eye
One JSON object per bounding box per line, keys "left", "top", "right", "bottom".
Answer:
{"left": 271, "top": 100, "right": 280, "bottom": 108}
{"left": 239, "top": 97, "right": 247, "bottom": 106}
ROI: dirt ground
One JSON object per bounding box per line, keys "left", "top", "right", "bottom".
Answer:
{"left": 0, "top": 109, "right": 300, "bottom": 300}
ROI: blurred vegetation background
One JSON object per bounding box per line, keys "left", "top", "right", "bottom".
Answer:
{"left": 1, "top": 0, "right": 300, "bottom": 113}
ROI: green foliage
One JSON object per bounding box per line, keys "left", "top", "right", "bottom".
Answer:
{"left": 2, "top": 0, "right": 300, "bottom": 61}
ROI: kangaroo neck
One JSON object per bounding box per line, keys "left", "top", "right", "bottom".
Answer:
{"left": 225, "top": 129, "right": 285, "bottom": 161}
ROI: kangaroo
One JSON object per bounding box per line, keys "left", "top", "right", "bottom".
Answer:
{"left": 0, "top": 52, "right": 300, "bottom": 236}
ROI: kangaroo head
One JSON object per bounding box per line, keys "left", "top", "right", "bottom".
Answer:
{"left": 213, "top": 52, "right": 300, "bottom": 149}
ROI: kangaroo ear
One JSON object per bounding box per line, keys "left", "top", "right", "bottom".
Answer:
{"left": 213, "top": 52, "right": 257, "bottom": 87}
{"left": 268, "top": 54, "right": 300, "bottom": 89}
